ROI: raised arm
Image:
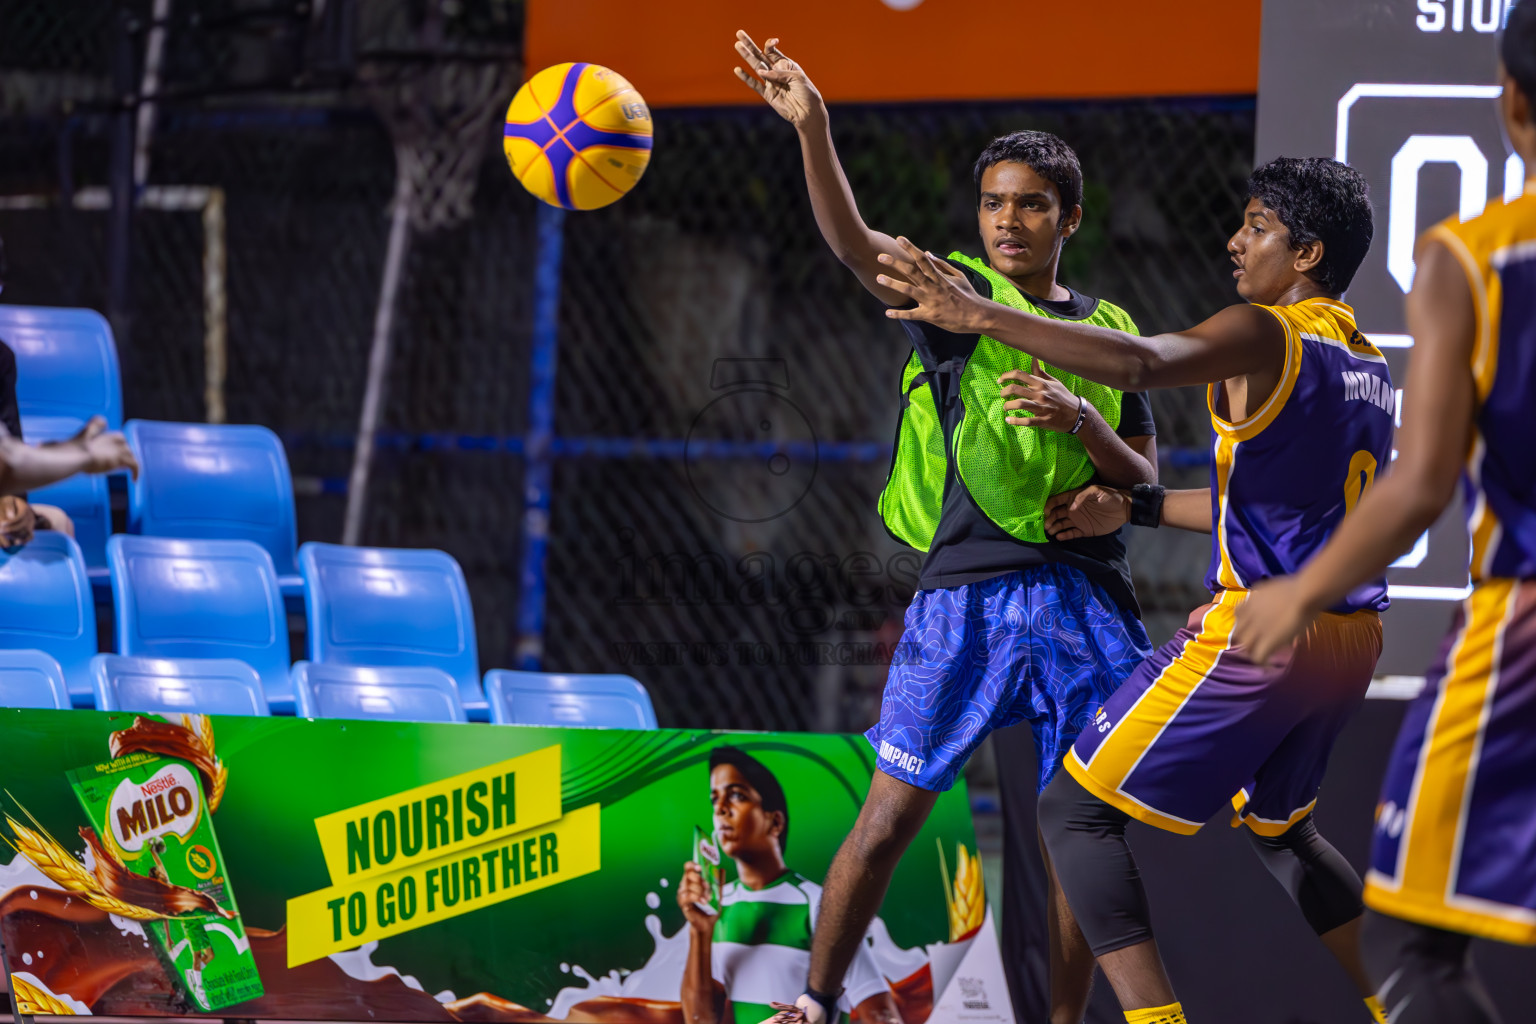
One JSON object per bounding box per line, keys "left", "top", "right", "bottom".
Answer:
{"left": 733, "top": 32, "right": 907, "bottom": 306}
{"left": 877, "top": 238, "right": 1285, "bottom": 390}
{"left": 1233, "top": 234, "right": 1475, "bottom": 661}
{"left": 0, "top": 416, "right": 139, "bottom": 494}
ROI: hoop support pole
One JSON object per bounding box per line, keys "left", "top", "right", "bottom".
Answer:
{"left": 342, "top": 159, "right": 414, "bottom": 546}
{"left": 514, "top": 203, "right": 567, "bottom": 669}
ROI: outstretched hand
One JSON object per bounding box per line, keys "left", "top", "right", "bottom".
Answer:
{"left": 1231, "top": 576, "right": 1313, "bottom": 664}
{"left": 733, "top": 31, "right": 825, "bottom": 130}
{"left": 876, "top": 238, "right": 989, "bottom": 334}
{"left": 1044, "top": 485, "right": 1130, "bottom": 540}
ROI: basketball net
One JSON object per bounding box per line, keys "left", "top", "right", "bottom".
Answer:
{"left": 343, "top": 53, "right": 517, "bottom": 545}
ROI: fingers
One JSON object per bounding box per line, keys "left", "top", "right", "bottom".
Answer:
{"left": 759, "top": 69, "right": 797, "bottom": 83}
{"left": 78, "top": 415, "right": 106, "bottom": 441}
{"left": 735, "top": 29, "right": 770, "bottom": 67}
{"left": 1034, "top": 365, "right": 1057, "bottom": 380}
{"left": 876, "top": 249, "right": 923, "bottom": 282}
{"left": 734, "top": 66, "right": 768, "bottom": 96}
{"left": 895, "top": 237, "right": 943, "bottom": 283}
{"left": 874, "top": 274, "right": 919, "bottom": 299}
{"left": 997, "top": 369, "right": 1029, "bottom": 385}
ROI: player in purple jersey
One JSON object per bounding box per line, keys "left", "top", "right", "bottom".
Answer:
{"left": 876, "top": 158, "right": 1393, "bottom": 1024}
{"left": 1237, "top": 7, "right": 1536, "bottom": 1021}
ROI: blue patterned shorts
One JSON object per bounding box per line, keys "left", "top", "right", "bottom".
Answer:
{"left": 867, "top": 564, "right": 1152, "bottom": 793}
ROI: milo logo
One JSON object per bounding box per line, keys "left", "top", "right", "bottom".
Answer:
{"left": 109, "top": 763, "right": 201, "bottom": 852}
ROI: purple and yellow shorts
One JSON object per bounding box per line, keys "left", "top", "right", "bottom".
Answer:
{"left": 1067, "top": 588, "right": 1381, "bottom": 836}
{"left": 1366, "top": 578, "right": 1536, "bottom": 945}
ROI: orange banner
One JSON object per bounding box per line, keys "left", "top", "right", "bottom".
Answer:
{"left": 526, "top": 0, "right": 1259, "bottom": 107}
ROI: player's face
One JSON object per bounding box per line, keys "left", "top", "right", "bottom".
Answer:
{"left": 977, "top": 162, "right": 1079, "bottom": 281}
{"left": 1227, "top": 200, "right": 1305, "bottom": 304}
{"left": 710, "top": 763, "right": 781, "bottom": 859}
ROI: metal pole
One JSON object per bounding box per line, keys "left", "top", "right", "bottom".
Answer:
{"left": 202, "top": 188, "right": 227, "bottom": 424}
{"left": 514, "top": 202, "right": 567, "bottom": 669}
{"left": 342, "top": 158, "right": 414, "bottom": 545}
{"left": 107, "top": 4, "right": 138, "bottom": 349}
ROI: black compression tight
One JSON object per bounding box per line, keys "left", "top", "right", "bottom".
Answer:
{"left": 1040, "top": 773, "right": 1370, "bottom": 955}
{"left": 1245, "top": 814, "right": 1364, "bottom": 935}
{"left": 1037, "top": 770, "right": 1153, "bottom": 956}
{"left": 1363, "top": 911, "right": 1502, "bottom": 1024}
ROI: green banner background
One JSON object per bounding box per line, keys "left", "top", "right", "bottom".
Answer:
{"left": 0, "top": 708, "right": 984, "bottom": 1020}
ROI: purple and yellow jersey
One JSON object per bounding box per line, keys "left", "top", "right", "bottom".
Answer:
{"left": 1427, "top": 194, "right": 1536, "bottom": 582}
{"left": 1204, "top": 298, "right": 1395, "bottom": 613}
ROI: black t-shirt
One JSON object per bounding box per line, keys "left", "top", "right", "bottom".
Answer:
{"left": 896, "top": 262, "right": 1156, "bottom": 615}
{"left": 0, "top": 339, "right": 18, "bottom": 439}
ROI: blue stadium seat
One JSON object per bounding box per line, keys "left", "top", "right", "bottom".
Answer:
{"left": 125, "top": 421, "right": 301, "bottom": 595}
{"left": 0, "top": 305, "right": 123, "bottom": 428}
{"left": 483, "top": 670, "right": 658, "bottom": 729}
{"left": 108, "top": 536, "right": 294, "bottom": 711}
{"left": 0, "top": 532, "right": 96, "bottom": 705}
{"left": 291, "top": 661, "right": 467, "bottom": 723}
{"left": 299, "top": 542, "right": 483, "bottom": 710}
{"left": 0, "top": 650, "right": 71, "bottom": 710}
{"left": 91, "top": 654, "right": 269, "bottom": 717}
{"left": 21, "top": 415, "right": 112, "bottom": 585}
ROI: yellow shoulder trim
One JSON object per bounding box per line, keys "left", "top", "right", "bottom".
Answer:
{"left": 1207, "top": 305, "right": 1303, "bottom": 441}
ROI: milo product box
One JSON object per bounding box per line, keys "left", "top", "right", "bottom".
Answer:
{"left": 692, "top": 824, "right": 724, "bottom": 916}
{"left": 68, "top": 750, "right": 263, "bottom": 1011}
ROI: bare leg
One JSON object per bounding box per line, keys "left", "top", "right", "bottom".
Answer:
{"left": 1096, "top": 940, "right": 1177, "bottom": 1011}
{"left": 1039, "top": 828, "right": 1095, "bottom": 1024}
{"left": 1320, "top": 916, "right": 1376, "bottom": 998}
{"left": 807, "top": 770, "right": 939, "bottom": 996}
{"left": 29, "top": 502, "right": 73, "bottom": 536}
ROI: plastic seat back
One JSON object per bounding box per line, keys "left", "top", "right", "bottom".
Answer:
{"left": 92, "top": 654, "right": 269, "bottom": 717}
{"left": 484, "top": 670, "right": 657, "bottom": 729}
{"left": 0, "top": 532, "right": 96, "bottom": 703}
{"left": 125, "top": 421, "right": 299, "bottom": 580}
{"left": 299, "top": 542, "right": 480, "bottom": 704}
{"left": 21, "top": 415, "right": 111, "bottom": 574}
{"left": 0, "top": 650, "right": 71, "bottom": 710}
{"left": 108, "top": 536, "right": 291, "bottom": 706}
{"left": 292, "top": 662, "right": 466, "bottom": 723}
{"left": 0, "top": 305, "right": 123, "bottom": 428}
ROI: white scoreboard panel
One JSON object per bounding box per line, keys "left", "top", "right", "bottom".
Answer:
{"left": 1256, "top": 0, "right": 1517, "bottom": 675}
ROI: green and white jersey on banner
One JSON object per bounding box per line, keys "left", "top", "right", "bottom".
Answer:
{"left": 712, "top": 871, "right": 889, "bottom": 1023}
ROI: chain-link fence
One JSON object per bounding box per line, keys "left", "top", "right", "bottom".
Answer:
{"left": 0, "top": 3, "right": 1253, "bottom": 731}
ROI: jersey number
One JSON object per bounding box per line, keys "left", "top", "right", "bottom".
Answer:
{"left": 1344, "top": 450, "right": 1379, "bottom": 515}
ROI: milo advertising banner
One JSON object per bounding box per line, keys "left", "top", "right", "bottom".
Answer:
{"left": 0, "top": 708, "right": 1014, "bottom": 1023}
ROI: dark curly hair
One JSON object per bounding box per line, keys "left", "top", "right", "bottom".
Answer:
{"left": 1505, "top": 0, "right": 1536, "bottom": 107}
{"left": 1246, "top": 157, "right": 1374, "bottom": 295}
{"left": 973, "top": 130, "right": 1083, "bottom": 228}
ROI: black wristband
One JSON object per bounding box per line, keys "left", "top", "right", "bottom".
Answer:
{"left": 805, "top": 987, "right": 842, "bottom": 1023}
{"left": 1067, "top": 395, "right": 1087, "bottom": 435}
{"left": 1129, "top": 483, "right": 1166, "bottom": 528}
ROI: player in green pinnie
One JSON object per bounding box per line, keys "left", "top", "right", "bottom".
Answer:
{"left": 732, "top": 30, "right": 1158, "bottom": 1024}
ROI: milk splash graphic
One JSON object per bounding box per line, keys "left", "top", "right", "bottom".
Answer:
{"left": 540, "top": 885, "right": 985, "bottom": 1020}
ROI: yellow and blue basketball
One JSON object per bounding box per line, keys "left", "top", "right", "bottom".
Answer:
{"left": 503, "top": 63, "right": 653, "bottom": 211}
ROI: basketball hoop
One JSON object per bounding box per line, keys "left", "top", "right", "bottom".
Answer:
{"left": 342, "top": 43, "right": 517, "bottom": 545}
